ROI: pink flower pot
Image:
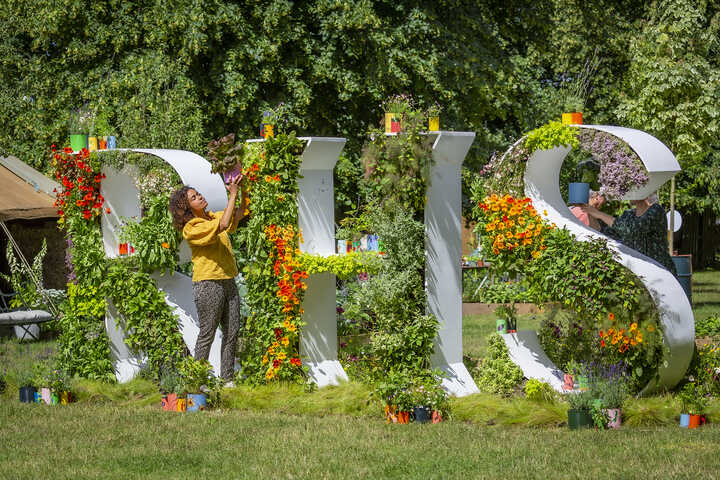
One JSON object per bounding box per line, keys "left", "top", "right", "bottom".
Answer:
{"left": 603, "top": 408, "right": 622, "bottom": 429}
{"left": 40, "top": 387, "right": 52, "bottom": 405}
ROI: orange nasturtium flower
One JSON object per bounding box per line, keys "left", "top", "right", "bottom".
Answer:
{"left": 161, "top": 242, "right": 170, "bottom": 249}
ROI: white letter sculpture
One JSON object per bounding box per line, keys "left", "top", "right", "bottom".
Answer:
{"left": 502, "top": 125, "right": 694, "bottom": 394}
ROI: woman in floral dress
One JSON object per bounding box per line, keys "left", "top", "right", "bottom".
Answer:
{"left": 581, "top": 194, "right": 677, "bottom": 276}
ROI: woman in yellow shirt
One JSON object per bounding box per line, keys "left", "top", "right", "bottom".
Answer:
{"left": 169, "top": 176, "right": 246, "bottom": 385}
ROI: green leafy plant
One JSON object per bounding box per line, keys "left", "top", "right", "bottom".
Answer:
{"left": 68, "top": 105, "right": 93, "bottom": 134}
{"left": 297, "top": 252, "right": 383, "bottom": 280}
{"left": 524, "top": 378, "right": 556, "bottom": 403}
{"left": 495, "top": 304, "right": 518, "bottom": 331}
{"left": 473, "top": 333, "right": 524, "bottom": 396}
{"left": 696, "top": 316, "right": 720, "bottom": 337}
{"left": 1, "top": 240, "right": 48, "bottom": 310}
{"left": 178, "top": 357, "right": 218, "bottom": 393}
{"left": 524, "top": 121, "right": 580, "bottom": 153}
{"left": 381, "top": 94, "right": 415, "bottom": 115}
{"left": 565, "top": 389, "right": 593, "bottom": 411}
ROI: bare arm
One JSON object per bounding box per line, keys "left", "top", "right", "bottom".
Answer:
{"left": 581, "top": 205, "right": 615, "bottom": 227}
{"left": 218, "top": 176, "right": 241, "bottom": 232}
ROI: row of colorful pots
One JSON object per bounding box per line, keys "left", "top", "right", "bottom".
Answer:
{"left": 19, "top": 386, "right": 72, "bottom": 405}
{"left": 383, "top": 114, "right": 440, "bottom": 134}
{"left": 161, "top": 392, "right": 207, "bottom": 412}
{"left": 680, "top": 413, "right": 707, "bottom": 429}
{"left": 69, "top": 134, "right": 117, "bottom": 153}
{"left": 384, "top": 405, "right": 442, "bottom": 424}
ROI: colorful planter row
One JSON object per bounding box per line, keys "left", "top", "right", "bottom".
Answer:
{"left": 161, "top": 393, "right": 207, "bottom": 412}
{"left": 19, "top": 386, "right": 71, "bottom": 405}
{"left": 680, "top": 413, "right": 707, "bottom": 429}
{"left": 383, "top": 114, "right": 440, "bottom": 134}
{"left": 336, "top": 235, "right": 384, "bottom": 255}
{"left": 69, "top": 134, "right": 117, "bottom": 153}
{"left": 384, "top": 405, "right": 442, "bottom": 424}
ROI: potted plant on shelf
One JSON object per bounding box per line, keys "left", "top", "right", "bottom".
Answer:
{"left": 373, "top": 370, "right": 413, "bottom": 424}
{"left": 178, "top": 357, "right": 216, "bottom": 412}
{"left": 566, "top": 389, "right": 594, "bottom": 429}
{"left": 678, "top": 382, "right": 692, "bottom": 428}
{"left": 68, "top": 105, "right": 93, "bottom": 152}
{"left": 206, "top": 133, "right": 244, "bottom": 184}
{"left": 94, "top": 111, "right": 114, "bottom": 150}
{"left": 382, "top": 94, "right": 414, "bottom": 134}
{"left": 568, "top": 158, "right": 599, "bottom": 205}
{"left": 560, "top": 48, "right": 600, "bottom": 125}
{"left": 495, "top": 304, "right": 517, "bottom": 334}
{"left": 427, "top": 103, "right": 441, "bottom": 131}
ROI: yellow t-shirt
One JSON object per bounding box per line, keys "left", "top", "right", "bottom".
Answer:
{"left": 183, "top": 211, "right": 238, "bottom": 282}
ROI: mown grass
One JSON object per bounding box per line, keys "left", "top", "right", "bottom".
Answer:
{"left": 692, "top": 269, "right": 720, "bottom": 322}
{"left": 2, "top": 399, "right": 720, "bottom": 479}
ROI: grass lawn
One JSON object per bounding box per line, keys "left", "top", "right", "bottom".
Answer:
{"left": 2, "top": 400, "right": 720, "bottom": 479}
{"left": 691, "top": 269, "right": 720, "bottom": 323}
{"left": 1, "top": 270, "right": 720, "bottom": 478}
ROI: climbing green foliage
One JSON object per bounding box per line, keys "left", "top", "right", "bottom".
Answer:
{"left": 473, "top": 334, "right": 524, "bottom": 396}
{"left": 297, "top": 252, "right": 383, "bottom": 280}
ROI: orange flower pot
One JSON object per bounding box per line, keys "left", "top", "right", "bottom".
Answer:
{"left": 561, "top": 112, "right": 583, "bottom": 125}
{"left": 688, "top": 414, "right": 702, "bottom": 429}
{"left": 431, "top": 410, "right": 443, "bottom": 423}
{"left": 397, "top": 411, "right": 410, "bottom": 424}
{"left": 384, "top": 404, "right": 398, "bottom": 424}
{"left": 176, "top": 397, "right": 187, "bottom": 412}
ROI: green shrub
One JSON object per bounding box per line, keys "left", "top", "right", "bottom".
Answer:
{"left": 524, "top": 378, "right": 556, "bottom": 403}
{"left": 696, "top": 315, "right": 720, "bottom": 337}
{"left": 474, "top": 334, "right": 524, "bottom": 396}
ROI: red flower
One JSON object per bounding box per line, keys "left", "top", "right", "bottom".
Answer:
{"left": 600, "top": 339, "right": 606, "bottom": 348}
{"left": 274, "top": 328, "right": 282, "bottom": 339}
{"left": 273, "top": 359, "right": 280, "bottom": 368}
{"left": 82, "top": 210, "right": 92, "bottom": 220}
{"left": 105, "top": 208, "right": 111, "bottom": 214}
{"left": 290, "top": 358, "right": 302, "bottom": 366}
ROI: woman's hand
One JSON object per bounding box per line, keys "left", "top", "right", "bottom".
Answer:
{"left": 219, "top": 175, "right": 242, "bottom": 231}
{"left": 579, "top": 205, "right": 615, "bottom": 227}
{"left": 225, "top": 174, "right": 242, "bottom": 196}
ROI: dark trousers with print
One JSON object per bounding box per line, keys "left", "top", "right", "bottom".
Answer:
{"left": 193, "top": 278, "right": 243, "bottom": 381}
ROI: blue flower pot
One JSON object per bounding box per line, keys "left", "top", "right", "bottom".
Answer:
{"left": 680, "top": 413, "right": 690, "bottom": 428}
{"left": 106, "top": 136, "right": 117, "bottom": 149}
{"left": 187, "top": 393, "right": 207, "bottom": 412}
{"left": 568, "top": 182, "right": 590, "bottom": 205}
{"left": 19, "top": 386, "right": 36, "bottom": 403}
{"left": 413, "top": 406, "right": 431, "bottom": 424}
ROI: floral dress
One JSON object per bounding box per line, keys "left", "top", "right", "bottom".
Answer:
{"left": 601, "top": 203, "right": 677, "bottom": 276}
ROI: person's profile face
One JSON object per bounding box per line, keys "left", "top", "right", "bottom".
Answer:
{"left": 186, "top": 189, "right": 208, "bottom": 213}
{"left": 589, "top": 194, "right": 605, "bottom": 208}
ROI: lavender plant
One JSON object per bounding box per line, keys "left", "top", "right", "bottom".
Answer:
{"left": 578, "top": 130, "right": 648, "bottom": 199}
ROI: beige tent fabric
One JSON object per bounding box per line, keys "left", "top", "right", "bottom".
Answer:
{"left": 0, "top": 165, "right": 58, "bottom": 221}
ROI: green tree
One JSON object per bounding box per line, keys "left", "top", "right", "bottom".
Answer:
{"left": 615, "top": 0, "right": 720, "bottom": 213}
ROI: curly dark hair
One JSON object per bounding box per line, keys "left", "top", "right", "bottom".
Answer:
{"left": 169, "top": 186, "right": 198, "bottom": 230}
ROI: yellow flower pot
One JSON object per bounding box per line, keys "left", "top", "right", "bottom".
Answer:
{"left": 428, "top": 116, "right": 440, "bottom": 131}
{"left": 88, "top": 136, "right": 98, "bottom": 151}
{"left": 264, "top": 124, "right": 274, "bottom": 138}
{"left": 384, "top": 113, "right": 396, "bottom": 134}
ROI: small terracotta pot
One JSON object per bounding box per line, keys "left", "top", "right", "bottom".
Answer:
{"left": 99, "top": 137, "right": 108, "bottom": 150}
{"left": 390, "top": 120, "right": 402, "bottom": 133}
{"left": 162, "top": 393, "right": 178, "bottom": 412}
{"left": 431, "top": 410, "right": 443, "bottom": 424}
{"left": 397, "top": 411, "right": 410, "bottom": 424}
{"left": 562, "top": 374, "right": 574, "bottom": 391}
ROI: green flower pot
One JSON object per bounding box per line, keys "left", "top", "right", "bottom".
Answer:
{"left": 69, "top": 134, "right": 88, "bottom": 152}
{"left": 496, "top": 318, "right": 507, "bottom": 334}
{"left": 567, "top": 409, "right": 593, "bottom": 430}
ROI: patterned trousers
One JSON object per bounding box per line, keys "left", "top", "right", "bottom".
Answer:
{"left": 192, "top": 278, "right": 243, "bottom": 381}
